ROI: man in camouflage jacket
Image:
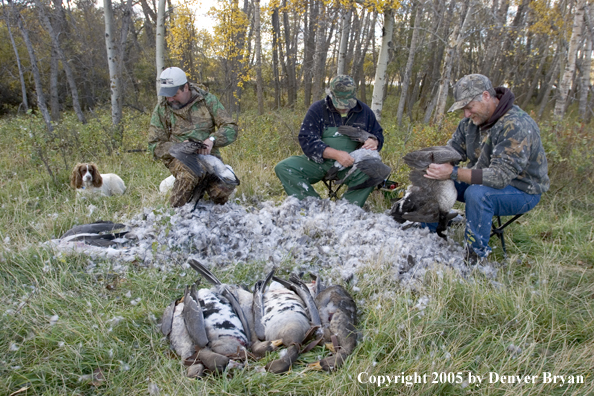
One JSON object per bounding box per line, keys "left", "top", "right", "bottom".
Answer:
{"left": 148, "top": 67, "right": 238, "bottom": 207}
{"left": 425, "top": 74, "right": 549, "bottom": 262}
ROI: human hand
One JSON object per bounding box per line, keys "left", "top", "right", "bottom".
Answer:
{"left": 424, "top": 163, "right": 453, "bottom": 180}
{"left": 362, "top": 138, "right": 378, "bottom": 150}
{"left": 335, "top": 151, "right": 355, "bottom": 168}
{"left": 198, "top": 138, "right": 214, "bottom": 155}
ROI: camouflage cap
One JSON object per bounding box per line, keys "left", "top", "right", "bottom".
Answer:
{"left": 329, "top": 75, "right": 357, "bottom": 110}
{"left": 448, "top": 74, "right": 494, "bottom": 112}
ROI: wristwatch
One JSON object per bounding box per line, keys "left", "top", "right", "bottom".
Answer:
{"left": 208, "top": 136, "right": 215, "bottom": 142}
{"left": 450, "top": 166, "right": 459, "bottom": 181}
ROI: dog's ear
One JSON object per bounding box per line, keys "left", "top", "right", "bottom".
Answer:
{"left": 71, "top": 164, "right": 83, "bottom": 189}
{"left": 91, "top": 164, "right": 103, "bottom": 187}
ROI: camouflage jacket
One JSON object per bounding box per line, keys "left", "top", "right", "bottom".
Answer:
{"left": 448, "top": 105, "right": 549, "bottom": 194}
{"left": 148, "top": 83, "right": 238, "bottom": 165}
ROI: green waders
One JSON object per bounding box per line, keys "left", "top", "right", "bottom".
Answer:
{"left": 274, "top": 126, "right": 375, "bottom": 207}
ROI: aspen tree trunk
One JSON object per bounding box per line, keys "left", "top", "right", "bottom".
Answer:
{"left": 397, "top": 2, "right": 422, "bottom": 126}
{"left": 254, "top": 0, "right": 264, "bottom": 114}
{"left": 312, "top": 5, "right": 328, "bottom": 101}
{"left": 2, "top": 0, "right": 28, "bottom": 112}
{"left": 433, "top": 2, "right": 474, "bottom": 125}
{"left": 303, "top": 0, "right": 318, "bottom": 107}
{"left": 271, "top": 7, "right": 281, "bottom": 108}
{"left": 156, "top": 0, "right": 166, "bottom": 95}
{"left": 49, "top": 48, "right": 60, "bottom": 121}
{"left": 579, "top": 35, "right": 592, "bottom": 119}
{"left": 35, "top": 0, "right": 87, "bottom": 123}
{"left": 521, "top": 42, "right": 549, "bottom": 108}
{"left": 337, "top": 8, "right": 352, "bottom": 75}
{"left": 104, "top": 0, "right": 122, "bottom": 127}
{"left": 555, "top": 0, "right": 586, "bottom": 119}
{"left": 371, "top": 8, "right": 394, "bottom": 122}
{"left": 140, "top": 0, "right": 155, "bottom": 44}
{"left": 10, "top": 0, "right": 52, "bottom": 132}
{"left": 538, "top": 59, "right": 559, "bottom": 118}
{"left": 282, "top": 0, "right": 297, "bottom": 107}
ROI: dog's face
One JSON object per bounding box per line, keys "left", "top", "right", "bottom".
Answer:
{"left": 71, "top": 163, "right": 103, "bottom": 189}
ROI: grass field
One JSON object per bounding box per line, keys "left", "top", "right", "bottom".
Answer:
{"left": 0, "top": 105, "right": 592, "bottom": 395}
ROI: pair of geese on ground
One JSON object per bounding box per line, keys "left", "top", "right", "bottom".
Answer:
{"left": 161, "top": 259, "right": 357, "bottom": 378}
{"left": 325, "top": 129, "right": 463, "bottom": 237}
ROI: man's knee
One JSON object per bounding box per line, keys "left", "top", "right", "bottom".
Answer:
{"left": 463, "top": 185, "right": 489, "bottom": 206}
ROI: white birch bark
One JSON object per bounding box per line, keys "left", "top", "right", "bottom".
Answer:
{"left": 554, "top": 0, "right": 587, "bottom": 120}
{"left": 10, "top": 0, "right": 52, "bottom": 132}
{"left": 254, "top": 0, "right": 264, "bottom": 114}
{"left": 371, "top": 8, "right": 394, "bottom": 122}
{"left": 35, "top": 0, "right": 86, "bottom": 123}
{"left": 156, "top": 0, "right": 166, "bottom": 96}
{"left": 579, "top": 35, "right": 592, "bottom": 120}
{"left": 3, "top": 0, "right": 28, "bottom": 112}
{"left": 312, "top": 5, "right": 328, "bottom": 101}
{"left": 104, "top": 0, "right": 122, "bottom": 126}
{"left": 337, "top": 8, "right": 352, "bottom": 75}
{"left": 397, "top": 2, "right": 422, "bottom": 126}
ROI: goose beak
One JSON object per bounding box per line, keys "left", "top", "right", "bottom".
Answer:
{"left": 271, "top": 339, "right": 284, "bottom": 348}
{"left": 325, "top": 342, "right": 336, "bottom": 353}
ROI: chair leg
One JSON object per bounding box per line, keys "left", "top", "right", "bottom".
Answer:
{"left": 490, "top": 214, "right": 524, "bottom": 258}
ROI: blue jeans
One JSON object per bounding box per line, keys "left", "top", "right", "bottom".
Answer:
{"left": 423, "top": 182, "right": 541, "bottom": 257}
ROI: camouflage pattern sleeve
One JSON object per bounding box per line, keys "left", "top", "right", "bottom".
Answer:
{"left": 447, "top": 122, "right": 469, "bottom": 162}
{"left": 148, "top": 102, "right": 175, "bottom": 162}
{"left": 203, "top": 92, "right": 238, "bottom": 148}
{"left": 480, "top": 109, "right": 549, "bottom": 193}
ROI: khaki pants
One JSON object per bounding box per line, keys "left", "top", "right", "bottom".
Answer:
{"left": 167, "top": 159, "right": 235, "bottom": 207}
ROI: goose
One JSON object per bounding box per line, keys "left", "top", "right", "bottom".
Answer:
{"left": 252, "top": 270, "right": 319, "bottom": 373}
{"left": 390, "top": 146, "right": 462, "bottom": 238}
{"left": 59, "top": 221, "right": 127, "bottom": 247}
{"left": 169, "top": 140, "right": 240, "bottom": 209}
{"left": 308, "top": 284, "right": 358, "bottom": 371}
{"left": 161, "top": 262, "right": 250, "bottom": 376}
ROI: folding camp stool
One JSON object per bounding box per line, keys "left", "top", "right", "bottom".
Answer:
{"left": 322, "top": 178, "right": 345, "bottom": 201}
{"left": 490, "top": 214, "right": 524, "bottom": 257}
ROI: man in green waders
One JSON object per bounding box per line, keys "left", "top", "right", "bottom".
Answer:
{"left": 275, "top": 75, "right": 385, "bottom": 207}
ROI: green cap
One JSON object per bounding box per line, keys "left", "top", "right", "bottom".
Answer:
{"left": 448, "top": 74, "right": 494, "bottom": 112}
{"left": 329, "top": 75, "right": 357, "bottom": 110}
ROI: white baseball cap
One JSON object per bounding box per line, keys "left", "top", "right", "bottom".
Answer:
{"left": 159, "top": 67, "right": 188, "bottom": 97}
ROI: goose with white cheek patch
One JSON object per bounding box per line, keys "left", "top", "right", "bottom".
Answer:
{"left": 390, "top": 146, "right": 462, "bottom": 238}
{"left": 253, "top": 270, "right": 319, "bottom": 373}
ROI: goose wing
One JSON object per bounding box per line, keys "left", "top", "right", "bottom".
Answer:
{"left": 253, "top": 269, "right": 275, "bottom": 341}
{"left": 347, "top": 158, "right": 391, "bottom": 191}
{"left": 183, "top": 283, "right": 209, "bottom": 348}
{"left": 61, "top": 221, "right": 126, "bottom": 238}
{"left": 403, "top": 146, "right": 462, "bottom": 169}
{"left": 169, "top": 141, "right": 208, "bottom": 179}
{"left": 337, "top": 126, "right": 376, "bottom": 143}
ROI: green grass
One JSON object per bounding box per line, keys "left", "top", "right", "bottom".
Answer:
{"left": 0, "top": 108, "right": 593, "bottom": 395}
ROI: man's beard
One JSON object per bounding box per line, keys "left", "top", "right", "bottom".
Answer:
{"left": 169, "top": 101, "right": 183, "bottom": 110}
{"left": 470, "top": 109, "right": 490, "bottom": 126}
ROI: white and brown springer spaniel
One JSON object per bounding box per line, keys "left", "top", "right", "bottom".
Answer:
{"left": 70, "top": 163, "right": 126, "bottom": 197}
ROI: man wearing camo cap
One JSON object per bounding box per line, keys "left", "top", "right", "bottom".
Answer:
{"left": 274, "top": 75, "right": 385, "bottom": 207}
{"left": 424, "top": 74, "right": 549, "bottom": 264}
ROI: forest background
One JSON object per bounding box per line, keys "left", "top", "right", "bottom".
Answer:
{"left": 0, "top": 0, "right": 593, "bottom": 394}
